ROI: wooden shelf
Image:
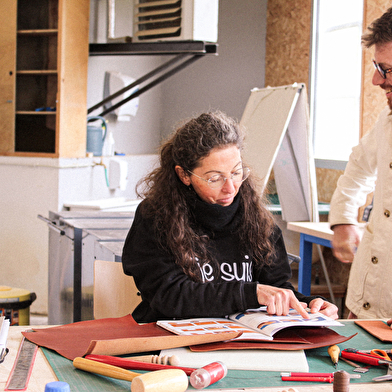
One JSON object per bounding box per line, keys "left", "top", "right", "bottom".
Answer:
{"left": 16, "top": 111, "right": 56, "bottom": 115}
{"left": 17, "top": 70, "right": 57, "bottom": 75}
{"left": 0, "top": 0, "right": 89, "bottom": 157}
{"left": 18, "top": 29, "right": 58, "bottom": 36}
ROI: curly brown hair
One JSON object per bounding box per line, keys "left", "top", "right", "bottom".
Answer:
{"left": 136, "top": 111, "right": 275, "bottom": 280}
{"left": 362, "top": 7, "right": 392, "bottom": 48}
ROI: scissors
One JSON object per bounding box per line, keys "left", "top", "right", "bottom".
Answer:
{"left": 369, "top": 349, "right": 392, "bottom": 361}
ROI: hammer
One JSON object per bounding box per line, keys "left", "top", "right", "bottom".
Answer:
{"left": 73, "top": 357, "right": 188, "bottom": 392}
{"left": 84, "top": 354, "right": 228, "bottom": 389}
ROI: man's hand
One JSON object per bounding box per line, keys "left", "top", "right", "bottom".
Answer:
{"left": 332, "top": 224, "right": 362, "bottom": 263}
{"left": 256, "top": 284, "right": 309, "bottom": 319}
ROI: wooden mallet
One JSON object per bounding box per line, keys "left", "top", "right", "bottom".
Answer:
{"left": 73, "top": 357, "right": 188, "bottom": 392}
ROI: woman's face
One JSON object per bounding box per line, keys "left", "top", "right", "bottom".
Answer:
{"left": 176, "top": 145, "right": 243, "bottom": 206}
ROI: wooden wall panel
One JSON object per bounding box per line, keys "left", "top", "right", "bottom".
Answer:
{"left": 361, "top": 0, "right": 391, "bottom": 137}
{"left": 265, "top": 0, "right": 312, "bottom": 87}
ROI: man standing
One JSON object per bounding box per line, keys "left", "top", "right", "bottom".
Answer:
{"left": 329, "top": 7, "right": 392, "bottom": 320}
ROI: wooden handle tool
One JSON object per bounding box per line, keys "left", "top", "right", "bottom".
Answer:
{"left": 328, "top": 345, "right": 340, "bottom": 368}
{"left": 132, "top": 354, "right": 180, "bottom": 366}
{"left": 73, "top": 357, "right": 141, "bottom": 381}
{"left": 73, "top": 357, "right": 188, "bottom": 392}
{"left": 85, "top": 354, "right": 194, "bottom": 375}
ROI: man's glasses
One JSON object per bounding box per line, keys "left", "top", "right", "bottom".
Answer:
{"left": 187, "top": 167, "right": 250, "bottom": 189}
{"left": 372, "top": 59, "right": 392, "bottom": 79}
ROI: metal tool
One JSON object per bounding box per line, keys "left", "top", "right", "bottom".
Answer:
{"left": 373, "top": 363, "right": 392, "bottom": 382}
{"left": 340, "top": 356, "right": 370, "bottom": 373}
{"left": 5, "top": 337, "right": 38, "bottom": 390}
{"left": 341, "top": 348, "right": 392, "bottom": 366}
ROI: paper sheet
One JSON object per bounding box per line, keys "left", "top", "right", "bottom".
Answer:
{"left": 160, "top": 346, "right": 309, "bottom": 372}
{"left": 0, "top": 316, "right": 9, "bottom": 352}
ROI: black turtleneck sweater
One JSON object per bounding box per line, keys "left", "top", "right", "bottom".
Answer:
{"left": 122, "top": 192, "right": 318, "bottom": 323}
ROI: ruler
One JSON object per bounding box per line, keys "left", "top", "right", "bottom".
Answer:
{"left": 5, "top": 337, "right": 38, "bottom": 391}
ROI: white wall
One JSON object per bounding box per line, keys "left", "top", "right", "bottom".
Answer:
{"left": 161, "top": 0, "right": 268, "bottom": 136}
{"left": 0, "top": 0, "right": 267, "bottom": 315}
{"left": 0, "top": 159, "right": 59, "bottom": 313}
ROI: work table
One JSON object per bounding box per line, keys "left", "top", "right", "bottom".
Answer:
{"left": 2, "top": 323, "right": 392, "bottom": 391}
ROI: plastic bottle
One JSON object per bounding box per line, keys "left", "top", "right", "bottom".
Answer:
{"left": 101, "top": 130, "right": 115, "bottom": 156}
{"left": 44, "top": 381, "right": 70, "bottom": 392}
{"left": 106, "top": 131, "right": 115, "bottom": 156}
{"left": 190, "top": 361, "right": 227, "bottom": 389}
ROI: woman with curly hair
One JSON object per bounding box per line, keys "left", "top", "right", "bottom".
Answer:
{"left": 122, "top": 111, "right": 338, "bottom": 323}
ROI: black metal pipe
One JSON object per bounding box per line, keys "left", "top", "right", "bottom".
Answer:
{"left": 96, "top": 54, "right": 202, "bottom": 117}
{"left": 87, "top": 54, "right": 188, "bottom": 114}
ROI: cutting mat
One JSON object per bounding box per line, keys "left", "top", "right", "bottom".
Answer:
{"left": 41, "top": 322, "right": 391, "bottom": 390}
{"left": 43, "top": 349, "right": 130, "bottom": 391}
{"left": 42, "top": 348, "right": 294, "bottom": 391}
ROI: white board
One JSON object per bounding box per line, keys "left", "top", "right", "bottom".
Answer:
{"left": 240, "top": 83, "right": 318, "bottom": 222}
{"left": 160, "top": 347, "right": 309, "bottom": 372}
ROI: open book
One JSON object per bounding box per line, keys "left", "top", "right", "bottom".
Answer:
{"left": 157, "top": 307, "right": 343, "bottom": 342}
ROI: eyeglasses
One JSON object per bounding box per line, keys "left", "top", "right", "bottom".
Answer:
{"left": 372, "top": 59, "right": 392, "bottom": 79}
{"left": 187, "top": 167, "right": 250, "bottom": 189}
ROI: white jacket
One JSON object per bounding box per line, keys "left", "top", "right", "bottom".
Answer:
{"left": 329, "top": 106, "right": 392, "bottom": 318}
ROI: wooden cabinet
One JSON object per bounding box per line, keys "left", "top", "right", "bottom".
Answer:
{"left": 0, "top": 0, "right": 89, "bottom": 157}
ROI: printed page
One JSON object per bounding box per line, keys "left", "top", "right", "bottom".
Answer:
{"left": 230, "top": 308, "right": 343, "bottom": 337}
{"left": 156, "top": 318, "right": 274, "bottom": 341}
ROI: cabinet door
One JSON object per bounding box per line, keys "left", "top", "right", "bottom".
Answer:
{"left": 57, "top": 0, "right": 89, "bottom": 158}
{"left": 0, "top": 0, "right": 17, "bottom": 154}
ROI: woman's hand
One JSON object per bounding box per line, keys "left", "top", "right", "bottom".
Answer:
{"left": 308, "top": 298, "right": 339, "bottom": 319}
{"left": 256, "top": 284, "right": 309, "bottom": 319}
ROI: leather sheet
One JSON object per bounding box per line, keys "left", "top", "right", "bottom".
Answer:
{"left": 22, "top": 314, "right": 238, "bottom": 360}
{"left": 355, "top": 320, "right": 392, "bottom": 342}
{"left": 22, "top": 315, "right": 355, "bottom": 360}
{"left": 190, "top": 327, "right": 356, "bottom": 351}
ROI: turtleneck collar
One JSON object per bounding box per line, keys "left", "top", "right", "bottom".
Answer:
{"left": 186, "top": 188, "right": 241, "bottom": 232}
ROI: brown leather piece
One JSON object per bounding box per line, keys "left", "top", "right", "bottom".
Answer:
{"left": 22, "top": 314, "right": 238, "bottom": 360}
{"left": 355, "top": 320, "right": 392, "bottom": 342}
{"left": 22, "top": 315, "right": 355, "bottom": 360}
{"left": 189, "top": 327, "right": 356, "bottom": 351}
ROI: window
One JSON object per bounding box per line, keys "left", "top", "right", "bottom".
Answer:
{"left": 310, "top": 0, "right": 363, "bottom": 167}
